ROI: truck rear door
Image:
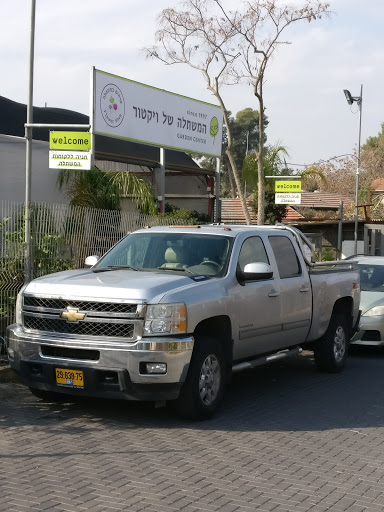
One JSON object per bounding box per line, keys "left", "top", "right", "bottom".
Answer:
{"left": 268, "top": 235, "right": 312, "bottom": 348}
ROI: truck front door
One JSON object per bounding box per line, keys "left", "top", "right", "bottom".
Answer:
{"left": 231, "top": 235, "right": 284, "bottom": 361}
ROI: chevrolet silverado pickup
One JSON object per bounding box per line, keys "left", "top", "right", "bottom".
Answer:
{"left": 6, "top": 224, "right": 360, "bottom": 419}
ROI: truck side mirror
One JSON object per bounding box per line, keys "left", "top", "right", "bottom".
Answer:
{"left": 84, "top": 255, "right": 100, "bottom": 268}
{"left": 239, "top": 262, "right": 273, "bottom": 283}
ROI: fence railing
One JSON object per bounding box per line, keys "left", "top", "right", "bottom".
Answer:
{"left": 0, "top": 200, "right": 195, "bottom": 337}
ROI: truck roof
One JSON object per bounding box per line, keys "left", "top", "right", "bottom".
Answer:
{"left": 133, "top": 224, "right": 293, "bottom": 238}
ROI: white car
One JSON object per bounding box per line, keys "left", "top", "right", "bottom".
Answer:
{"left": 350, "top": 256, "right": 384, "bottom": 346}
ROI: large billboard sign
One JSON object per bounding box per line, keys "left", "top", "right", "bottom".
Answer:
{"left": 93, "top": 69, "right": 223, "bottom": 157}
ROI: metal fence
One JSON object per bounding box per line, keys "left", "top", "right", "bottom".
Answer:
{"left": 0, "top": 200, "right": 194, "bottom": 338}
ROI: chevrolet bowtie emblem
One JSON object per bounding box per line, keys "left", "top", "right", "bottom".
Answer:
{"left": 61, "top": 308, "right": 86, "bottom": 322}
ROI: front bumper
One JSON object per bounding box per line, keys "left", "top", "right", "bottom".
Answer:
{"left": 6, "top": 324, "right": 194, "bottom": 401}
{"left": 350, "top": 315, "right": 384, "bottom": 346}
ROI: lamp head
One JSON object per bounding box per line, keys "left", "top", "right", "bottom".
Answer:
{"left": 343, "top": 89, "right": 354, "bottom": 105}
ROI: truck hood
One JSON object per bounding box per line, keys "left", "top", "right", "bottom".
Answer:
{"left": 24, "top": 268, "right": 195, "bottom": 303}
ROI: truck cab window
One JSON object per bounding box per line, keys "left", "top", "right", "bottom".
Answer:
{"left": 238, "top": 236, "right": 269, "bottom": 272}
{"left": 269, "top": 235, "right": 301, "bottom": 278}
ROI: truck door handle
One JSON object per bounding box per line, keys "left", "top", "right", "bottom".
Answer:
{"left": 268, "top": 290, "right": 280, "bottom": 297}
{"left": 300, "top": 286, "right": 310, "bottom": 292}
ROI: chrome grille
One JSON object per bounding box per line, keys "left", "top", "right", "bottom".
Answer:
{"left": 24, "top": 316, "right": 134, "bottom": 338}
{"left": 23, "top": 296, "right": 138, "bottom": 314}
{"left": 22, "top": 295, "right": 143, "bottom": 340}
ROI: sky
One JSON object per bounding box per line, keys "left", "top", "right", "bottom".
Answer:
{"left": 1, "top": 0, "right": 383, "bottom": 170}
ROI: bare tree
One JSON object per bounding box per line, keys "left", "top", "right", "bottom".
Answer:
{"left": 145, "top": 0, "right": 252, "bottom": 223}
{"left": 146, "top": 0, "right": 330, "bottom": 224}
{"left": 216, "top": 0, "right": 330, "bottom": 223}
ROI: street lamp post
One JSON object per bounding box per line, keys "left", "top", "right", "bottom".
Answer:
{"left": 343, "top": 85, "right": 363, "bottom": 255}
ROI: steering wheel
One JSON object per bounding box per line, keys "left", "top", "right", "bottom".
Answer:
{"left": 201, "top": 259, "right": 221, "bottom": 268}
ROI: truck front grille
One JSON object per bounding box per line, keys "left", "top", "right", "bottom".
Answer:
{"left": 24, "top": 316, "right": 135, "bottom": 338}
{"left": 22, "top": 295, "right": 143, "bottom": 340}
{"left": 23, "top": 296, "right": 138, "bottom": 315}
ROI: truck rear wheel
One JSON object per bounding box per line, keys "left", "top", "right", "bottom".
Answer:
{"left": 314, "top": 311, "right": 350, "bottom": 373}
{"left": 171, "top": 336, "right": 227, "bottom": 420}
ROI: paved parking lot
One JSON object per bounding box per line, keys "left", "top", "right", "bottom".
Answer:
{"left": 1, "top": 349, "right": 384, "bottom": 512}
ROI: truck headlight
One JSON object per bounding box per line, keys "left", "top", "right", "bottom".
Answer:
{"left": 144, "top": 303, "right": 186, "bottom": 335}
{"left": 15, "top": 285, "right": 27, "bottom": 325}
{"left": 363, "top": 306, "right": 384, "bottom": 317}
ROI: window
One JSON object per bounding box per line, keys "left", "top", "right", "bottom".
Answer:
{"left": 269, "top": 236, "right": 301, "bottom": 278}
{"left": 238, "top": 237, "right": 269, "bottom": 272}
{"left": 95, "top": 232, "right": 232, "bottom": 276}
{"left": 358, "top": 264, "right": 384, "bottom": 291}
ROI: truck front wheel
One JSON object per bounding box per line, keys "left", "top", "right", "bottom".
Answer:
{"left": 171, "top": 336, "right": 227, "bottom": 420}
{"left": 314, "top": 311, "right": 350, "bottom": 373}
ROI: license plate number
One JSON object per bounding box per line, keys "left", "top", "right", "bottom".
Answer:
{"left": 55, "top": 368, "right": 84, "bottom": 388}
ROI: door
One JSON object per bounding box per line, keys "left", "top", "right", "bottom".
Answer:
{"left": 364, "top": 224, "right": 384, "bottom": 256}
{"left": 268, "top": 235, "right": 312, "bottom": 348}
{"left": 230, "top": 236, "right": 284, "bottom": 361}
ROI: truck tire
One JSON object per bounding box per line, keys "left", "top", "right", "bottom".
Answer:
{"left": 314, "top": 311, "right": 350, "bottom": 373}
{"left": 171, "top": 336, "right": 227, "bottom": 420}
{"left": 29, "top": 387, "right": 68, "bottom": 402}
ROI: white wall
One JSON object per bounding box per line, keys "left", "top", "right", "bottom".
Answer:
{"left": 0, "top": 135, "right": 68, "bottom": 204}
{"left": 342, "top": 240, "right": 364, "bottom": 258}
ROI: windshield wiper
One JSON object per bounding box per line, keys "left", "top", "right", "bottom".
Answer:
{"left": 157, "top": 267, "right": 195, "bottom": 274}
{"left": 92, "top": 265, "right": 139, "bottom": 273}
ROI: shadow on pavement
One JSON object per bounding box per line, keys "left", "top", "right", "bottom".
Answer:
{"left": 1, "top": 348, "right": 384, "bottom": 434}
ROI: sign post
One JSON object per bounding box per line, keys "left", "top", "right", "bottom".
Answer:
{"left": 24, "top": 0, "right": 36, "bottom": 284}
{"left": 274, "top": 179, "right": 302, "bottom": 205}
{"left": 24, "top": 124, "right": 90, "bottom": 283}
{"left": 49, "top": 150, "right": 92, "bottom": 170}
{"left": 49, "top": 131, "right": 92, "bottom": 151}
{"left": 49, "top": 131, "right": 92, "bottom": 170}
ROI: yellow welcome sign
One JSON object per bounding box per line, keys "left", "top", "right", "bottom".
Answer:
{"left": 50, "top": 131, "right": 91, "bottom": 151}
{"left": 275, "top": 180, "right": 301, "bottom": 192}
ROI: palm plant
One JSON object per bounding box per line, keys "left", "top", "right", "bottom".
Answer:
{"left": 242, "top": 144, "right": 289, "bottom": 224}
{"left": 299, "top": 166, "right": 327, "bottom": 192}
{"left": 242, "top": 143, "right": 289, "bottom": 192}
{"left": 57, "top": 167, "right": 156, "bottom": 214}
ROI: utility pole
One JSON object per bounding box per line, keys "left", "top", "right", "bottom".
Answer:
{"left": 24, "top": 0, "right": 36, "bottom": 284}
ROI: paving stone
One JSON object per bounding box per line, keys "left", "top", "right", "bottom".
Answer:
{"left": 3, "top": 352, "right": 384, "bottom": 511}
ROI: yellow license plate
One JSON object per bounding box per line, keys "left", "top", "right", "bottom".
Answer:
{"left": 55, "top": 368, "right": 84, "bottom": 388}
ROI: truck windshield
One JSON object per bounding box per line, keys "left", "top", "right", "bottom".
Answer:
{"left": 93, "top": 232, "right": 232, "bottom": 277}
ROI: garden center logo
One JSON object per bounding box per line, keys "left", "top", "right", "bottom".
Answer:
{"left": 100, "top": 83, "right": 125, "bottom": 127}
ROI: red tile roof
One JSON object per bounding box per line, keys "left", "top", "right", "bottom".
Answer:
{"left": 371, "top": 179, "right": 384, "bottom": 191}
{"left": 220, "top": 198, "right": 304, "bottom": 224}
{"left": 299, "top": 192, "right": 353, "bottom": 208}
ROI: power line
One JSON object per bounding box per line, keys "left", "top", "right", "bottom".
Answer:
{"left": 285, "top": 154, "right": 354, "bottom": 167}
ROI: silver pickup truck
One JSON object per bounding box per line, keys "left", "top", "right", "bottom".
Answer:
{"left": 6, "top": 224, "right": 360, "bottom": 419}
